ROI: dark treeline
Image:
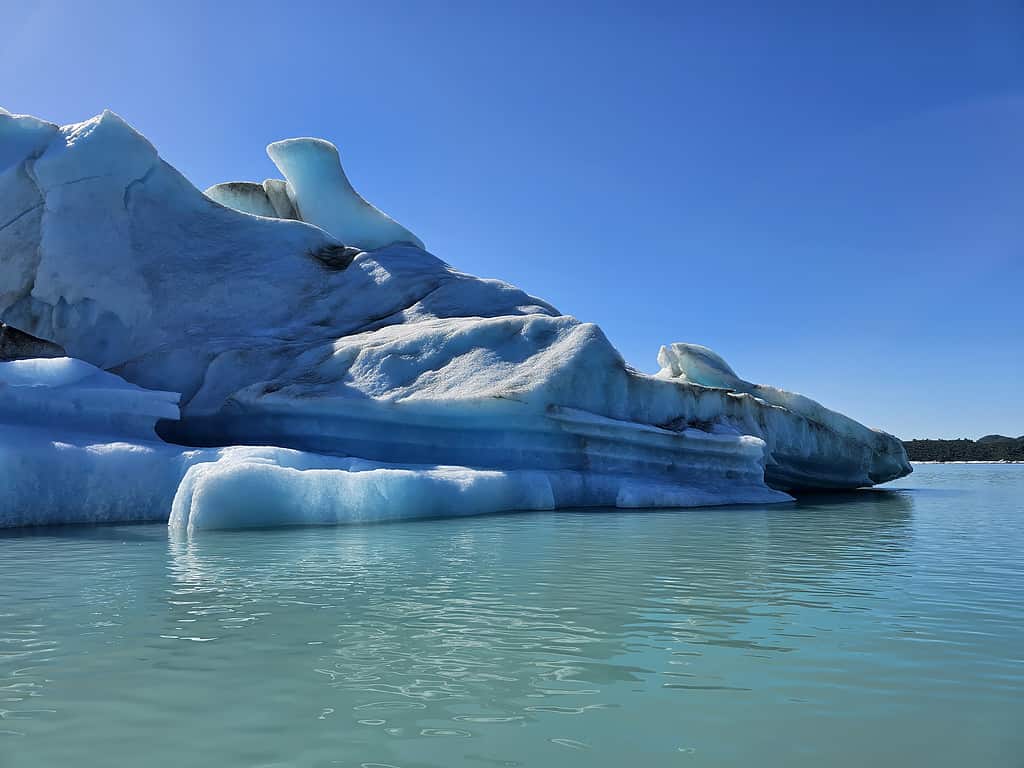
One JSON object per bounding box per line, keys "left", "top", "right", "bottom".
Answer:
{"left": 904, "top": 435, "right": 1024, "bottom": 462}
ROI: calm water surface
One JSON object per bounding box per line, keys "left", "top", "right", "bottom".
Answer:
{"left": 1, "top": 464, "right": 1022, "bottom": 767}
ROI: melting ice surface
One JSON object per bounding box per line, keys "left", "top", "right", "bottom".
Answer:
{"left": 0, "top": 108, "right": 910, "bottom": 530}
{"left": 1, "top": 465, "right": 1022, "bottom": 767}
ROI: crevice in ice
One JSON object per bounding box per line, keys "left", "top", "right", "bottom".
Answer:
{"left": 0, "top": 202, "right": 43, "bottom": 234}
{"left": 2, "top": 154, "right": 48, "bottom": 316}
{"left": 122, "top": 162, "right": 157, "bottom": 210}
{"left": 308, "top": 243, "right": 360, "bottom": 271}
{"left": 50, "top": 174, "right": 105, "bottom": 188}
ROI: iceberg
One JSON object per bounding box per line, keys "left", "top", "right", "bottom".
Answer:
{"left": 0, "top": 108, "right": 910, "bottom": 531}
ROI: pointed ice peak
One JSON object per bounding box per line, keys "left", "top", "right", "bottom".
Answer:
{"left": 33, "top": 109, "right": 157, "bottom": 189}
{"left": 59, "top": 109, "right": 155, "bottom": 153}
{"left": 266, "top": 136, "right": 423, "bottom": 251}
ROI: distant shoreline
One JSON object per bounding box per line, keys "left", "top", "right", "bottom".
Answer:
{"left": 904, "top": 436, "right": 1023, "bottom": 463}
{"left": 911, "top": 460, "right": 1024, "bottom": 465}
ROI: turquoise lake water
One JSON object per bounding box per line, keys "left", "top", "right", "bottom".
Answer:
{"left": 1, "top": 464, "right": 1022, "bottom": 767}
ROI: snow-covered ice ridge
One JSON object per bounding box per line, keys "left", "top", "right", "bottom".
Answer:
{"left": 0, "top": 108, "right": 910, "bottom": 531}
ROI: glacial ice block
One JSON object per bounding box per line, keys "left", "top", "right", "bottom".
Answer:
{"left": 266, "top": 137, "right": 424, "bottom": 250}
{"left": 169, "top": 446, "right": 789, "bottom": 533}
{"left": 0, "top": 108, "right": 911, "bottom": 513}
{"left": 170, "top": 449, "right": 554, "bottom": 532}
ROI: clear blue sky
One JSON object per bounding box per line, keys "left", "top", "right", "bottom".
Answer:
{"left": 2, "top": 0, "right": 1021, "bottom": 439}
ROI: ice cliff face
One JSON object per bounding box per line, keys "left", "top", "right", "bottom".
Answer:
{"left": 0, "top": 108, "right": 910, "bottom": 530}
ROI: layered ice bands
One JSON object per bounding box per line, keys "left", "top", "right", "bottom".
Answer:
{"left": 0, "top": 108, "right": 910, "bottom": 530}
{"left": 0, "top": 359, "right": 785, "bottom": 531}
{"left": 0, "top": 357, "right": 179, "bottom": 439}
{"left": 656, "top": 343, "right": 911, "bottom": 489}
{"left": 0, "top": 357, "right": 185, "bottom": 527}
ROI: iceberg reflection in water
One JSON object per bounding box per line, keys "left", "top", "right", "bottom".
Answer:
{"left": 1, "top": 466, "right": 1022, "bottom": 767}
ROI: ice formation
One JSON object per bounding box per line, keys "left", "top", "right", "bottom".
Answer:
{"left": 0, "top": 108, "right": 910, "bottom": 531}
{"left": 170, "top": 448, "right": 786, "bottom": 533}
{"left": 205, "top": 136, "right": 423, "bottom": 251}
{"left": 0, "top": 356, "right": 184, "bottom": 526}
{"left": 0, "top": 356, "right": 787, "bottom": 531}
{"left": 0, "top": 359, "right": 784, "bottom": 532}
{"left": 265, "top": 137, "right": 423, "bottom": 250}
{"left": 204, "top": 181, "right": 278, "bottom": 218}
{"left": 0, "top": 356, "right": 178, "bottom": 438}
{"left": 656, "top": 343, "right": 909, "bottom": 489}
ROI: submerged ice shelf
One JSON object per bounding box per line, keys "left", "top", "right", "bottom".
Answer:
{"left": 0, "top": 108, "right": 910, "bottom": 531}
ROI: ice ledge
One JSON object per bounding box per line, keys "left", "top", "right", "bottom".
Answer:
{"left": 169, "top": 447, "right": 789, "bottom": 534}
{"left": 0, "top": 357, "right": 179, "bottom": 439}
{"left": 0, "top": 357, "right": 790, "bottom": 533}
{"left": 657, "top": 342, "right": 911, "bottom": 488}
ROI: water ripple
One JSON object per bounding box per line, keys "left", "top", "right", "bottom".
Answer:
{"left": 0, "top": 466, "right": 1022, "bottom": 766}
